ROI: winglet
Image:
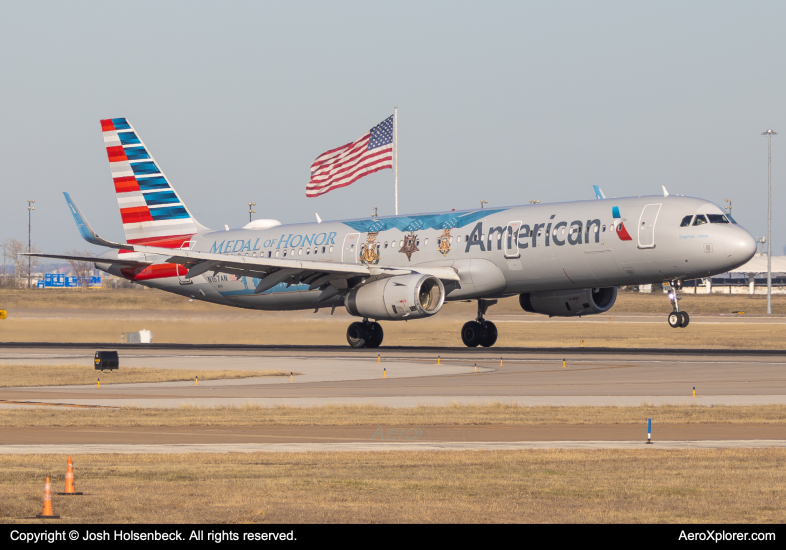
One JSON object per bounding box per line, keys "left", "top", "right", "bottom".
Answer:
{"left": 662, "top": 186, "right": 669, "bottom": 197}
{"left": 63, "top": 192, "right": 133, "bottom": 250}
{"left": 593, "top": 185, "right": 606, "bottom": 200}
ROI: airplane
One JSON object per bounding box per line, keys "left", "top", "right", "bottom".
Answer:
{"left": 28, "top": 118, "right": 758, "bottom": 349}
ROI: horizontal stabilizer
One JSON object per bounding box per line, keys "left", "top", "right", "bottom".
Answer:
{"left": 22, "top": 252, "right": 150, "bottom": 267}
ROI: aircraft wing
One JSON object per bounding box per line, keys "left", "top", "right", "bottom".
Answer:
{"left": 131, "top": 244, "right": 459, "bottom": 295}
{"left": 53, "top": 192, "right": 460, "bottom": 297}
{"left": 22, "top": 253, "right": 151, "bottom": 267}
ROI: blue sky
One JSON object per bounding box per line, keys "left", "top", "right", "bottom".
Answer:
{"left": 1, "top": 1, "right": 784, "bottom": 253}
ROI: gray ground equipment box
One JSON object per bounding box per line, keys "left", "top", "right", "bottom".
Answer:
{"left": 94, "top": 351, "right": 119, "bottom": 371}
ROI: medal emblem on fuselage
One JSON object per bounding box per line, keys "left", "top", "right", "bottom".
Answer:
{"left": 359, "top": 232, "right": 381, "bottom": 265}
{"left": 399, "top": 232, "right": 419, "bottom": 261}
{"left": 437, "top": 228, "right": 452, "bottom": 257}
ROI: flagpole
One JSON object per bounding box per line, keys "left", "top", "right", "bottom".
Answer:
{"left": 394, "top": 105, "right": 398, "bottom": 215}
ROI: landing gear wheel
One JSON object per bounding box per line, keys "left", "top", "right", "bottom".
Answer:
{"left": 668, "top": 312, "right": 681, "bottom": 328}
{"left": 346, "top": 322, "right": 370, "bottom": 348}
{"left": 365, "top": 322, "right": 384, "bottom": 348}
{"left": 461, "top": 321, "right": 485, "bottom": 348}
{"left": 480, "top": 321, "right": 498, "bottom": 347}
{"left": 679, "top": 311, "right": 690, "bottom": 328}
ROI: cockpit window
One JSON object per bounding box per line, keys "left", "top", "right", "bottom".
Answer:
{"left": 707, "top": 214, "right": 730, "bottom": 224}
{"left": 680, "top": 215, "right": 693, "bottom": 227}
{"left": 726, "top": 214, "right": 738, "bottom": 224}
{"left": 692, "top": 215, "right": 708, "bottom": 226}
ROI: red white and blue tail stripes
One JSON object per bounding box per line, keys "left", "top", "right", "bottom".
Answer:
{"left": 101, "top": 118, "right": 198, "bottom": 248}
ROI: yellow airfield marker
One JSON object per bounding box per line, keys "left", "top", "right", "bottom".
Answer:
{"left": 377, "top": 354, "right": 380, "bottom": 363}
{"left": 195, "top": 376, "right": 198, "bottom": 386}
{"left": 693, "top": 386, "right": 696, "bottom": 398}
{"left": 562, "top": 359, "right": 566, "bottom": 369}
{"left": 383, "top": 367, "right": 386, "bottom": 378}
{"left": 290, "top": 371, "right": 293, "bottom": 382}
{"left": 474, "top": 363, "right": 477, "bottom": 373}
{"left": 96, "top": 378, "right": 100, "bottom": 389}
{"left": 437, "top": 356, "right": 441, "bottom": 365}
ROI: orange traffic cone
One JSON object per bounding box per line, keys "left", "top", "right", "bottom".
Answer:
{"left": 36, "top": 476, "right": 60, "bottom": 519}
{"left": 58, "top": 456, "right": 83, "bottom": 495}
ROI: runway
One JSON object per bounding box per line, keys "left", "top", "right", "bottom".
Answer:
{"left": 1, "top": 345, "right": 785, "bottom": 409}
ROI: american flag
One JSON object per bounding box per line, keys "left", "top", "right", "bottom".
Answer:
{"left": 306, "top": 115, "right": 393, "bottom": 197}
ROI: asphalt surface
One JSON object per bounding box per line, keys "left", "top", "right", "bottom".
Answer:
{"left": 2, "top": 345, "right": 785, "bottom": 451}
{"left": 0, "top": 346, "right": 785, "bottom": 408}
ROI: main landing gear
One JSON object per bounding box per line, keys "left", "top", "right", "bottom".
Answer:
{"left": 461, "top": 299, "right": 498, "bottom": 347}
{"left": 666, "top": 280, "right": 690, "bottom": 329}
{"left": 346, "top": 319, "right": 384, "bottom": 349}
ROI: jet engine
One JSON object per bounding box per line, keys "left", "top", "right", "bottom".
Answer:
{"left": 345, "top": 274, "right": 445, "bottom": 321}
{"left": 519, "top": 287, "right": 617, "bottom": 317}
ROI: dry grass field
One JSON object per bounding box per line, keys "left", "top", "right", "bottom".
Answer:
{"left": 2, "top": 404, "right": 785, "bottom": 428}
{"left": 2, "top": 287, "right": 786, "bottom": 313}
{"left": 2, "top": 449, "right": 785, "bottom": 523}
{"left": 0, "top": 364, "right": 289, "bottom": 387}
{"left": 2, "top": 315, "right": 784, "bottom": 349}
{"left": 2, "top": 288, "right": 785, "bottom": 349}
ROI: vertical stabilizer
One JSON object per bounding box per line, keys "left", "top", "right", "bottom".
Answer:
{"left": 100, "top": 118, "right": 207, "bottom": 248}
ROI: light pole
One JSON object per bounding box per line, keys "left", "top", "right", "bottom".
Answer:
{"left": 371, "top": 207, "right": 378, "bottom": 218}
{"left": 529, "top": 200, "right": 540, "bottom": 205}
{"left": 248, "top": 202, "right": 256, "bottom": 223}
{"left": 762, "top": 129, "right": 777, "bottom": 315}
{"left": 27, "top": 199, "right": 35, "bottom": 289}
{"left": 724, "top": 198, "right": 733, "bottom": 218}
{"left": 480, "top": 200, "right": 488, "bottom": 209}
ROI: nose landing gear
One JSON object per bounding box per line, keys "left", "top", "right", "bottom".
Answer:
{"left": 461, "top": 299, "right": 498, "bottom": 347}
{"left": 666, "top": 280, "right": 690, "bottom": 328}
{"left": 346, "top": 319, "right": 384, "bottom": 348}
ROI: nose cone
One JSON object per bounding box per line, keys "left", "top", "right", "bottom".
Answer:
{"left": 726, "top": 228, "right": 757, "bottom": 270}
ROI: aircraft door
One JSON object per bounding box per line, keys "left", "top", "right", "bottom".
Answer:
{"left": 504, "top": 221, "right": 522, "bottom": 258}
{"left": 638, "top": 204, "right": 661, "bottom": 249}
{"left": 177, "top": 239, "right": 195, "bottom": 285}
{"left": 342, "top": 233, "right": 360, "bottom": 263}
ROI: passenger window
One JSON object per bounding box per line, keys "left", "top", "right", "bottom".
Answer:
{"left": 425, "top": 238, "right": 429, "bottom": 245}
{"left": 384, "top": 242, "right": 388, "bottom": 249}
{"left": 707, "top": 214, "right": 730, "bottom": 224}
{"left": 692, "top": 215, "right": 708, "bottom": 226}
{"left": 322, "top": 246, "right": 326, "bottom": 253}
{"left": 329, "top": 245, "right": 334, "bottom": 252}
{"left": 680, "top": 215, "right": 693, "bottom": 227}
{"left": 268, "top": 251, "right": 272, "bottom": 258}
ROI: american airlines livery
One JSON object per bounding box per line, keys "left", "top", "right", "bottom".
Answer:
{"left": 30, "top": 118, "right": 758, "bottom": 348}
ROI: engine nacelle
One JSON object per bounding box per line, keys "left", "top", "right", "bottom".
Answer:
{"left": 519, "top": 287, "right": 617, "bottom": 317}
{"left": 345, "top": 274, "right": 445, "bottom": 321}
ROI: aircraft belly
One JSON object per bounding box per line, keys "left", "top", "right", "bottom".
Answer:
{"left": 443, "top": 259, "right": 507, "bottom": 299}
